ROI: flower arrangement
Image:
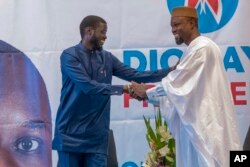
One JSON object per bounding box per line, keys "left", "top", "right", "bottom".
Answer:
{"left": 142, "top": 109, "right": 176, "bottom": 167}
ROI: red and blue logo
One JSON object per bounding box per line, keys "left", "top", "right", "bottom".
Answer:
{"left": 166, "top": 0, "right": 238, "bottom": 33}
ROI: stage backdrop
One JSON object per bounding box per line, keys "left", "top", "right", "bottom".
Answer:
{"left": 0, "top": 0, "right": 249, "bottom": 166}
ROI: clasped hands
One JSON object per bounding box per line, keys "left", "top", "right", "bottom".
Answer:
{"left": 123, "top": 61, "right": 180, "bottom": 100}
{"left": 124, "top": 81, "right": 149, "bottom": 101}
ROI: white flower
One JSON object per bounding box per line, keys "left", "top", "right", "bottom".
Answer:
{"left": 143, "top": 110, "right": 176, "bottom": 167}
{"left": 149, "top": 141, "right": 157, "bottom": 150}
{"left": 148, "top": 152, "right": 157, "bottom": 162}
{"left": 141, "top": 162, "right": 151, "bottom": 167}
{"left": 158, "top": 125, "right": 171, "bottom": 140}
{"left": 158, "top": 145, "right": 169, "bottom": 156}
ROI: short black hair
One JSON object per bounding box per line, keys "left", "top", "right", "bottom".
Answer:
{"left": 79, "top": 15, "right": 106, "bottom": 38}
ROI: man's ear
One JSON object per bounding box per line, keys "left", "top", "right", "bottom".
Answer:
{"left": 90, "top": 29, "right": 94, "bottom": 36}
{"left": 189, "top": 18, "right": 197, "bottom": 29}
{"left": 85, "top": 27, "right": 93, "bottom": 36}
{"left": 85, "top": 27, "right": 94, "bottom": 36}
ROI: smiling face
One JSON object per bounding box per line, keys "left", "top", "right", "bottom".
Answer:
{"left": 89, "top": 22, "right": 107, "bottom": 51}
{"left": 171, "top": 16, "right": 194, "bottom": 45}
{"left": 0, "top": 41, "right": 52, "bottom": 167}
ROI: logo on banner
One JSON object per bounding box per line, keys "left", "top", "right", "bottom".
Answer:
{"left": 166, "top": 0, "right": 238, "bottom": 33}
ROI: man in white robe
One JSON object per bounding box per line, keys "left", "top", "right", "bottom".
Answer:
{"left": 130, "top": 6, "right": 242, "bottom": 167}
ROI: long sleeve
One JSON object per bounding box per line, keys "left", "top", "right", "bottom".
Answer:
{"left": 111, "top": 55, "right": 169, "bottom": 83}
{"left": 146, "top": 83, "right": 166, "bottom": 105}
{"left": 61, "top": 50, "right": 123, "bottom": 95}
{"left": 159, "top": 36, "right": 241, "bottom": 167}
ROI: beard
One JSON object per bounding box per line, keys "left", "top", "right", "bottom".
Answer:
{"left": 89, "top": 35, "right": 103, "bottom": 51}
{"left": 175, "top": 36, "right": 184, "bottom": 45}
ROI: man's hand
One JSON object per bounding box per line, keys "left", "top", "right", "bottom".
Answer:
{"left": 123, "top": 84, "right": 130, "bottom": 94}
{"left": 130, "top": 81, "right": 148, "bottom": 100}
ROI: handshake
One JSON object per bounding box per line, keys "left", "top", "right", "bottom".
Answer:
{"left": 123, "top": 81, "right": 149, "bottom": 101}
{"left": 122, "top": 60, "right": 180, "bottom": 101}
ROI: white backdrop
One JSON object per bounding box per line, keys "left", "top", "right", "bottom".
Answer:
{"left": 0, "top": 0, "right": 249, "bottom": 166}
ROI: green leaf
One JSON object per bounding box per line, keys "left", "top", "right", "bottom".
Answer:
{"left": 168, "top": 138, "right": 175, "bottom": 152}
{"left": 143, "top": 110, "right": 176, "bottom": 167}
{"left": 166, "top": 155, "right": 174, "bottom": 162}
{"left": 143, "top": 116, "right": 157, "bottom": 144}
